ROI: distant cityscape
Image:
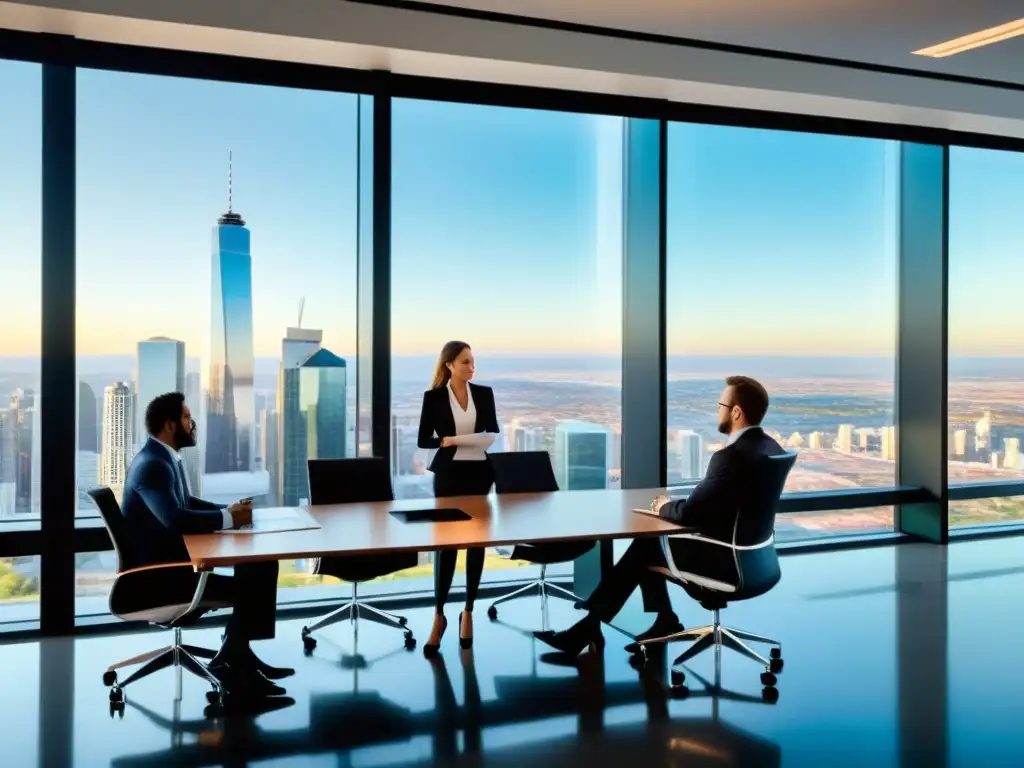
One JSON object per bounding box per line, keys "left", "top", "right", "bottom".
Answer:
{"left": 1, "top": 164, "right": 1023, "bottom": 615}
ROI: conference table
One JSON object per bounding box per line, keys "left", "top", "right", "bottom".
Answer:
{"left": 183, "top": 488, "right": 683, "bottom": 585}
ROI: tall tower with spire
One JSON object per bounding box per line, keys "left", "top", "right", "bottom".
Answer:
{"left": 204, "top": 152, "right": 255, "bottom": 474}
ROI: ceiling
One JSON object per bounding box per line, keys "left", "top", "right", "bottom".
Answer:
{"left": 421, "top": 0, "right": 1024, "bottom": 86}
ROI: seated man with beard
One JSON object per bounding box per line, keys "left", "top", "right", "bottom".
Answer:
{"left": 118, "top": 392, "right": 292, "bottom": 697}
{"left": 535, "top": 375, "right": 784, "bottom": 657}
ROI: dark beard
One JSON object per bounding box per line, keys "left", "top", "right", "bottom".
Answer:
{"left": 173, "top": 423, "right": 197, "bottom": 451}
{"left": 717, "top": 419, "right": 731, "bottom": 436}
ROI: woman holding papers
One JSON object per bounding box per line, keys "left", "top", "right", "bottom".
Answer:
{"left": 417, "top": 341, "right": 499, "bottom": 657}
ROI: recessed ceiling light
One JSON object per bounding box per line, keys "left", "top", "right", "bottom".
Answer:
{"left": 913, "top": 17, "right": 1024, "bottom": 57}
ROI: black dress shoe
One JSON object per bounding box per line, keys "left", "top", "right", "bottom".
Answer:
{"left": 208, "top": 661, "right": 287, "bottom": 697}
{"left": 534, "top": 619, "right": 604, "bottom": 657}
{"left": 240, "top": 646, "right": 295, "bottom": 680}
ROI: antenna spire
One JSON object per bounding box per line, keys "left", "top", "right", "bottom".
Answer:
{"left": 298, "top": 297, "right": 305, "bottom": 329}
{"left": 228, "top": 151, "right": 233, "bottom": 213}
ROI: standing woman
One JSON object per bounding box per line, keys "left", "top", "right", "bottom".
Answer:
{"left": 418, "top": 341, "right": 499, "bottom": 657}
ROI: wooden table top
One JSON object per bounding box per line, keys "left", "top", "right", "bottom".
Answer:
{"left": 184, "top": 488, "right": 683, "bottom": 570}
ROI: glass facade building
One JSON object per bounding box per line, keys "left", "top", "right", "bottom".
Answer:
{"left": 135, "top": 336, "right": 185, "bottom": 450}
{"left": 204, "top": 201, "right": 255, "bottom": 476}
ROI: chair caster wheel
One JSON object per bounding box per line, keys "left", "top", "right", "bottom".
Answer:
{"left": 770, "top": 647, "right": 781, "bottom": 659}
{"left": 487, "top": 606, "right": 498, "bottom": 621}
{"left": 670, "top": 685, "right": 690, "bottom": 700}
{"left": 762, "top": 686, "right": 779, "bottom": 703}
{"left": 760, "top": 671, "right": 777, "bottom": 687}
{"left": 302, "top": 634, "right": 317, "bottom": 652}
{"left": 670, "top": 670, "right": 685, "bottom": 687}
{"left": 398, "top": 617, "right": 408, "bottom": 627}
{"left": 574, "top": 600, "right": 589, "bottom": 610}
{"left": 624, "top": 642, "right": 640, "bottom": 654}
{"left": 770, "top": 658, "right": 784, "bottom": 674}
{"left": 628, "top": 652, "right": 646, "bottom": 670}
{"left": 102, "top": 670, "right": 117, "bottom": 687}
{"left": 109, "top": 687, "right": 124, "bottom": 703}
{"left": 206, "top": 690, "right": 222, "bottom": 705}
{"left": 404, "top": 633, "right": 417, "bottom": 650}
{"left": 109, "top": 701, "right": 125, "bottom": 718}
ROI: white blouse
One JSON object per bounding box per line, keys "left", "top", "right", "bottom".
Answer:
{"left": 447, "top": 383, "right": 495, "bottom": 461}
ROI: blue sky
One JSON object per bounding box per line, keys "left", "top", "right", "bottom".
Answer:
{"left": 0, "top": 60, "right": 1022, "bottom": 361}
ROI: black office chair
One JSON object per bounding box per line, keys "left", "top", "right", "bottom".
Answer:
{"left": 485, "top": 451, "right": 595, "bottom": 622}
{"left": 89, "top": 487, "right": 226, "bottom": 713}
{"left": 625, "top": 452, "right": 798, "bottom": 698}
{"left": 300, "top": 458, "right": 419, "bottom": 652}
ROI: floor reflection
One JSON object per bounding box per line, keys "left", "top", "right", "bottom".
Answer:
{"left": 16, "top": 538, "right": 1024, "bottom": 766}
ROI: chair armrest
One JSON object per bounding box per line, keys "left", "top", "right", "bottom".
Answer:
{"left": 659, "top": 536, "right": 687, "bottom": 581}
{"left": 117, "top": 562, "right": 196, "bottom": 578}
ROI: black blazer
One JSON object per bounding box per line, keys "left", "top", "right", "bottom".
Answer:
{"left": 417, "top": 383, "right": 500, "bottom": 473}
{"left": 660, "top": 427, "right": 785, "bottom": 546}
{"left": 120, "top": 437, "right": 227, "bottom": 566}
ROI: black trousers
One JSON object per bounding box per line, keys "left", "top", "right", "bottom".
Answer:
{"left": 432, "top": 459, "right": 494, "bottom": 614}
{"left": 586, "top": 537, "right": 732, "bottom": 623}
{"left": 111, "top": 561, "right": 279, "bottom": 642}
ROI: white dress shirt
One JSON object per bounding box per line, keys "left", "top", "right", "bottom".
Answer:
{"left": 447, "top": 383, "right": 494, "bottom": 461}
{"left": 154, "top": 438, "right": 232, "bottom": 529}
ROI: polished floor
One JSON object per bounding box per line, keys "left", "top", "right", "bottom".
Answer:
{"left": 2, "top": 537, "right": 1023, "bottom": 767}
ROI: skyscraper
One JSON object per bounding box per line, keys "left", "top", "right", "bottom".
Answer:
{"left": 183, "top": 371, "right": 202, "bottom": 496}
{"left": 0, "top": 404, "right": 17, "bottom": 519}
{"left": 836, "top": 424, "right": 854, "bottom": 453}
{"left": 880, "top": 425, "right": 897, "bottom": 461}
{"left": 675, "top": 429, "right": 703, "bottom": 481}
{"left": 278, "top": 326, "right": 323, "bottom": 505}
{"left": 300, "top": 348, "right": 348, "bottom": 460}
{"left": 1004, "top": 438, "right": 1021, "bottom": 470}
{"left": 78, "top": 381, "right": 98, "bottom": 453}
{"left": 553, "top": 421, "right": 611, "bottom": 491}
{"left": 259, "top": 406, "right": 279, "bottom": 506}
{"left": 505, "top": 419, "right": 541, "bottom": 453}
{"left": 136, "top": 337, "right": 185, "bottom": 450}
{"left": 205, "top": 157, "right": 255, "bottom": 475}
{"left": 101, "top": 382, "right": 134, "bottom": 491}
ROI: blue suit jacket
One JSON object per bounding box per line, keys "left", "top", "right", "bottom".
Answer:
{"left": 120, "top": 437, "right": 226, "bottom": 567}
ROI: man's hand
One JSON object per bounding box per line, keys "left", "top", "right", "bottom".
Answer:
{"left": 650, "top": 494, "right": 671, "bottom": 514}
{"left": 227, "top": 499, "right": 253, "bottom": 528}
{"left": 440, "top": 436, "right": 456, "bottom": 448}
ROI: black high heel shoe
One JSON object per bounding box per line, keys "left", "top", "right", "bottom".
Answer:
{"left": 423, "top": 615, "right": 448, "bottom": 658}
{"left": 459, "top": 611, "right": 473, "bottom": 650}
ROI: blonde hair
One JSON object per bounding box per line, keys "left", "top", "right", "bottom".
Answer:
{"left": 430, "top": 341, "right": 471, "bottom": 389}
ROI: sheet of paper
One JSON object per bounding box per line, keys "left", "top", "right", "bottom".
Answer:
{"left": 216, "top": 507, "right": 320, "bottom": 534}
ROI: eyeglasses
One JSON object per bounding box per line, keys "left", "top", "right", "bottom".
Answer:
{"left": 718, "top": 402, "right": 735, "bottom": 409}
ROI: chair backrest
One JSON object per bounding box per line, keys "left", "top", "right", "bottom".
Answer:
{"left": 88, "top": 486, "right": 131, "bottom": 572}
{"left": 489, "top": 451, "right": 559, "bottom": 494}
{"left": 733, "top": 451, "right": 798, "bottom": 597}
{"left": 307, "top": 457, "right": 394, "bottom": 505}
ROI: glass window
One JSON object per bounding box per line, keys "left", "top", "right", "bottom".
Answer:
{"left": 0, "top": 61, "right": 42, "bottom": 526}
{"left": 666, "top": 124, "right": 898, "bottom": 516}
{"left": 950, "top": 496, "right": 1024, "bottom": 528}
{"left": 948, "top": 147, "right": 1024, "bottom": 509}
{"left": 390, "top": 99, "right": 624, "bottom": 583}
{"left": 74, "top": 70, "right": 359, "bottom": 610}
{"left": 0, "top": 556, "right": 40, "bottom": 626}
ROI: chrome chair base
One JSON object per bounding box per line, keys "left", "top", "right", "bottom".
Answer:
{"left": 626, "top": 609, "right": 782, "bottom": 684}
{"left": 301, "top": 583, "right": 415, "bottom": 652}
{"left": 487, "top": 565, "right": 585, "bottom": 620}
{"left": 103, "top": 627, "right": 221, "bottom": 708}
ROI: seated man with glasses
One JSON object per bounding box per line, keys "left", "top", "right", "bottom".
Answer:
{"left": 119, "top": 392, "right": 292, "bottom": 698}
{"left": 535, "top": 375, "right": 784, "bottom": 657}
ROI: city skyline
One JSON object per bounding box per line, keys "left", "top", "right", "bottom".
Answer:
{"left": 1, "top": 63, "right": 1023, "bottom": 358}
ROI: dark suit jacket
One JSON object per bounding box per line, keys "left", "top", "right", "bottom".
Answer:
{"left": 660, "top": 426, "right": 784, "bottom": 546}
{"left": 417, "top": 383, "right": 500, "bottom": 473}
{"left": 121, "top": 437, "right": 227, "bottom": 566}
